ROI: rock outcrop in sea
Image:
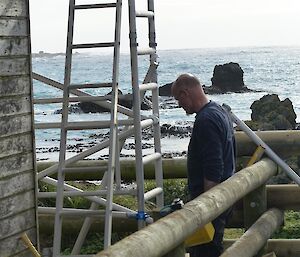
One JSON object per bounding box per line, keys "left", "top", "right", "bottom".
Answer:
{"left": 159, "top": 62, "right": 256, "bottom": 96}
{"left": 246, "top": 94, "right": 297, "bottom": 130}
{"left": 206, "top": 62, "right": 254, "bottom": 94}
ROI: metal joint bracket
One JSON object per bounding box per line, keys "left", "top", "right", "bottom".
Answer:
{"left": 150, "top": 115, "right": 159, "bottom": 124}
{"left": 136, "top": 211, "right": 150, "bottom": 221}
{"left": 149, "top": 42, "right": 157, "bottom": 47}
{"left": 129, "top": 32, "right": 137, "bottom": 40}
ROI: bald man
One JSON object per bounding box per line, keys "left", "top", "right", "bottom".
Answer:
{"left": 172, "top": 74, "right": 236, "bottom": 257}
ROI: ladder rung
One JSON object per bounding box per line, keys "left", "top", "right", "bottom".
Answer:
{"left": 65, "top": 120, "right": 134, "bottom": 130}
{"left": 74, "top": 3, "right": 117, "bottom": 10}
{"left": 72, "top": 42, "right": 115, "bottom": 49}
{"left": 34, "top": 95, "right": 132, "bottom": 104}
{"left": 62, "top": 209, "right": 127, "bottom": 217}
{"left": 144, "top": 187, "right": 163, "bottom": 201}
{"left": 35, "top": 119, "right": 134, "bottom": 130}
{"left": 142, "top": 152, "right": 161, "bottom": 165}
{"left": 38, "top": 189, "right": 136, "bottom": 198}
{"left": 38, "top": 207, "right": 127, "bottom": 217}
{"left": 34, "top": 96, "right": 110, "bottom": 104}
{"left": 69, "top": 82, "right": 112, "bottom": 89}
{"left": 136, "top": 10, "right": 154, "bottom": 18}
{"left": 137, "top": 47, "right": 156, "bottom": 56}
{"left": 62, "top": 166, "right": 107, "bottom": 173}
{"left": 139, "top": 82, "right": 158, "bottom": 92}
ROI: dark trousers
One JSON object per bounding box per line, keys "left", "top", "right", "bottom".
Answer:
{"left": 187, "top": 208, "right": 232, "bottom": 257}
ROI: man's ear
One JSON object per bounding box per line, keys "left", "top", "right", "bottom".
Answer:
{"left": 182, "top": 88, "right": 190, "bottom": 96}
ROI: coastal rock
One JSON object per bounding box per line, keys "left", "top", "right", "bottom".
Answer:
{"left": 249, "top": 94, "right": 297, "bottom": 130}
{"left": 245, "top": 94, "right": 300, "bottom": 185}
{"left": 159, "top": 82, "right": 173, "bottom": 96}
{"left": 54, "top": 90, "right": 152, "bottom": 114}
{"left": 53, "top": 104, "right": 83, "bottom": 114}
{"left": 159, "top": 62, "right": 255, "bottom": 96}
{"left": 160, "top": 123, "right": 192, "bottom": 138}
{"left": 79, "top": 90, "right": 151, "bottom": 112}
{"left": 208, "top": 62, "right": 254, "bottom": 94}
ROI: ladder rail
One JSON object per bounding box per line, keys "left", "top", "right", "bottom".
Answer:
{"left": 104, "top": 0, "right": 123, "bottom": 249}
{"left": 127, "top": 0, "right": 164, "bottom": 230}
{"left": 128, "top": 0, "right": 147, "bottom": 230}
{"left": 147, "top": 0, "right": 164, "bottom": 208}
{"left": 53, "top": 0, "right": 76, "bottom": 254}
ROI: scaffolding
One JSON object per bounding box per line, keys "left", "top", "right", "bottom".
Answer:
{"left": 33, "top": 0, "right": 164, "bottom": 256}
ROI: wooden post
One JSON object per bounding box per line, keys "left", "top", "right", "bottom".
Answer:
{"left": 243, "top": 146, "right": 267, "bottom": 257}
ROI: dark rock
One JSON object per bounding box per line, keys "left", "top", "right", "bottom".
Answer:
{"left": 250, "top": 94, "right": 297, "bottom": 130}
{"left": 209, "top": 62, "right": 255, "bottom": 93}
{"left": 54, "top": 90, "right": 152, "bottom": 114}
{"left": 159, "top": 62, "right": 256, "bottom": 96}
{"left": 53, "top": 104, "right": 82, "bottom": 114}
{"left": 160, "top": 123, "right": 192, "bottom": 138}
{"left": 159, "top": 82, "right": 208, "bottom": 97}
{"left": 79, "top": 90, "right": 152, "bottom": 112}
{"left": 159, "top": 82, "right": 173, "bottom": 96}
{"left": 211, "top": 62, "right": 244, "bottom": 90}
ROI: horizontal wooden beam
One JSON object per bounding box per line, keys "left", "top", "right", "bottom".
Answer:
{"left": 221, "top": 208, "right": 283, "bottom": 257}
{"left": 224, "top": 239, "right": 300, "bottom": 257}
{"left": 96, "top": 159, "right": 277, "bottom": 257}
{"left": 235, "top": 130, "right": 300, "bottom": 157}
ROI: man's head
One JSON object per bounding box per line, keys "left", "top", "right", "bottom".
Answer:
{"left": 171, "top": 73, "right": 208, "bottom": 114}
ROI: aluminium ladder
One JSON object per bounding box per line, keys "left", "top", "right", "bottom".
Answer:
{"left": 127, "top": 0, "right": 164, "bottom": 229}
{"left": 52, "top": 0, "right": 123, "bottom": 255}
{"left": 34, "top": 0, "right": 164, "bottom": 255}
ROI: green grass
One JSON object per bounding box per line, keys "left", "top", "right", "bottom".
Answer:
{"left": 273, "top": 210, "right": 300, "bottom": 239}
{"left": 38, "top": 179, "right": 300, "bottom": 254}
{"left": 224, "top": 210, "right": 300, "bottom": 240}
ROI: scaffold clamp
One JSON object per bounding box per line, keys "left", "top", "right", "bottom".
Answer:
{"left": 136, "top": 211, "right": 150, "bottom": 221}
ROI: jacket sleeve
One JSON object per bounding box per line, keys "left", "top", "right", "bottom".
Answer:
{"left": 194, "top": 116, "right": 224, "bottom": 182}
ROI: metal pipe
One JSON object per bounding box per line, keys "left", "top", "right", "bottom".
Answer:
{"left": 95, "top": 158, "right": 277, "bottom": 257}
{"left": 142, "top": 152, "right": 161, "bottom": 165}
{"left": 38, "top": 207, "right": 128, "bottom": 218}
{"left": 144, "top": 187, "right": 163, "bottom": 201}
{"left": 220, "top": 208, "right": 283, "bottom": 257}
{"left": 38, "top": 188, "right": 136, "bottom": 198}
{"left": 37, "top": 118, "right": 154, "bottom": 179}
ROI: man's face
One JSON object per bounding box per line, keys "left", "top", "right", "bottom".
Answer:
{"left": 173, "top": 87, "right": 194, "bottom": 115}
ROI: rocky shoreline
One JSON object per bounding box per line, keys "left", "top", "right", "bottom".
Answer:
{"left": 36, "top": 62, "right": 299, "bottom": 161}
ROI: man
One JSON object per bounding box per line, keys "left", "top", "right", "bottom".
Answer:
{"left": 171, "top": 73, "right": 236, "bottom": 257}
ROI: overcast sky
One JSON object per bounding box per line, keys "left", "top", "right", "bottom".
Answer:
{"left": 29, "top": 0, "right": 300, "bottom": 53}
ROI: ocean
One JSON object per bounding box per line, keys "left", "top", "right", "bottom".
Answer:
{"left": 32, "top": 46, "right": 300, "bottom": 161}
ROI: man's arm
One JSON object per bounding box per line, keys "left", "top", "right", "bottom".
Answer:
{"left": 204, "top": 178, "right": 219, "bottom": 192}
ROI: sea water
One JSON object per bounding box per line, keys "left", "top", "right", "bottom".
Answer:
{"left": 32, "top": 46, "right": 300, "bottom": 161}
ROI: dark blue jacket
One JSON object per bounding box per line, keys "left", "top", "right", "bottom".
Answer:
{"left": 187, "top": 101, "right": 236, "bottom": 199}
